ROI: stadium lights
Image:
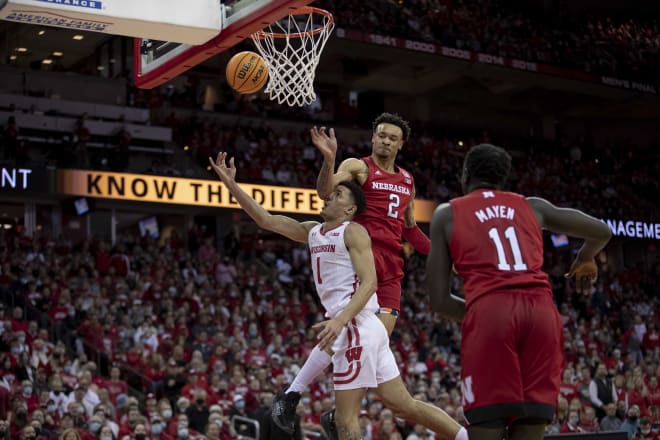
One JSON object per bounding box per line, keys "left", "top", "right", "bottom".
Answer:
{"left": 9, "top": 55, "right": 17, "bottom": 61}
{"left": 16, "top": 47, "right": 28, "bottom": 52}
{"left": 42, "top": 59, "right": 53, "bottom": 65}
{"left": 458, "top": 141, "right": 464, "bottom": 146}
{"left": 183, "top": 145, "right": 190, "bottom": 151}
{"left": 53, "top": 51, "right": 64, "bottom": 57}
{"left": 38, "top": 30, "right": 45, "bottom": 36}
{"left": 73, "top": 35, "right": 85, "bottom": 40}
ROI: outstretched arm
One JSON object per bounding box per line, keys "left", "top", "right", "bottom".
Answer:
{"left": 314, "top": 223, "right": 377, "bottom": 350}
{"left": 527, "top": 196, "right": 612, "bottom": 293}
{"left": 426, "top": 203, "right": 465, "bottom": 321}
{"left": 209, "top": 153, "right": 317, "bottom": 243}
{"left": 311, "top": 126, "right": 366, "bottom": 199}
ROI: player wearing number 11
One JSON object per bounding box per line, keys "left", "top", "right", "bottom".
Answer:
{"left": 427, "top": 144, "right": 612, "bottom": 440}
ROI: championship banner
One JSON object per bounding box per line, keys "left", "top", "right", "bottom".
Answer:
{"left": 57, "top": 169, "right": 438, "bottom": 222}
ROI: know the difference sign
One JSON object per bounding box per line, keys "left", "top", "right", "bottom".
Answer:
{"left": 57, "top": 169, "right": 438, "bottom": 222}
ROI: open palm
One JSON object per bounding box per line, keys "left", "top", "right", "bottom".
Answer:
{"left": 208, "top": 152, "right": 237, "bottom": 183}
{"left": 310, "top": 126, "right": 338, "bottom": 160}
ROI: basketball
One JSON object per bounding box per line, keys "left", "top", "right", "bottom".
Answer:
{"left": 225, "top": 51, "right": 269, "bottom": 94}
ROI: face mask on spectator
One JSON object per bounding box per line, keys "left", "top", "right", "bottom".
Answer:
{"left": 101, "top": 437, "right": 112, "bottom": 440}
{"left": 196, "top": 398, "right": 204, "bottom": 406}
{"left": 162, "top": 409, "right": 172, "bottom": 420}
{"left": 569, "top": 416, "right": 579, "bottom": 425}
{"left": 23, "top": 386, "right": 32, "bottom": 396}
{"left": 63, "top": 365, "right": 72, "bottom": 374}
{"left": 152, "top": 423, "right": 164, "bottom": 434}
{"left": 302, "top": 397, "right": 311, "bottom": 405}
{"left": 89, "top": 422, "right": 101, "bottom": 432}
{"left": 77, "top": 406, "right": 85, "bottom": 415}
{"left": 177, "top": 428, "right": 189, "bottom": 438}
{"left": 11, "top": 346, "right": 21, "bottom": 354}
{"left": 47, "top": 404, "right": 56, "bottom": 413}
{"left": 642, "top": 428, "right": 651, "bottom": 435}
{"left": 235, "top": 401, "right": 245, "bottom": 410}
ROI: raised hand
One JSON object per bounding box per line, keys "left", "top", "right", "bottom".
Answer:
{"left": 565, "top": 258, "right": 598, "bottom": 294}
{"left": 208, "top": 152, "right": 237, "bottom": 183}
{"left": 310, "top": 126, "right": 338, "bottom": 161}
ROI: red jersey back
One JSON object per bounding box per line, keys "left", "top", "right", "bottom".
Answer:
{"left": 449, "top": 189, "right": 551, "bottom": 307}
{"left": 354, "top": 156, "right": 415, "bottom": 251}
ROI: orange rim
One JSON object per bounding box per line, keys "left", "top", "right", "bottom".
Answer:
{"left": 252, "top": 6, "right": 334, "bottom": 40}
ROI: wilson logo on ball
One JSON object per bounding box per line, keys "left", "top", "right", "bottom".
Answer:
{"left": 226, "top": 51, "right": 269, "bottom": 95}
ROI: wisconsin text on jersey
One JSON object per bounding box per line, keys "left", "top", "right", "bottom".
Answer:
{"left": 475, "top": 205, "right": 516, "bottom": 223}
{"left": 311, "top": 244, "right": 336, "bottom": 254}
{"left": 371, "top": 182, "right": 411, "bottom": 195}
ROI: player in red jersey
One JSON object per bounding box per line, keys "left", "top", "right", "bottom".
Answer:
{"left": 426, "top": 144, "right": 612, "bottom": 440}
{"left": 272, "top": 113, "right": 431, "bottom": 436}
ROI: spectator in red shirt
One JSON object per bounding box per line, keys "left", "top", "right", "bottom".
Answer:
{"left": 560, "top": 409, "right": 584, "bottom": 434}
{"left": 104, "top": 365, "right": 128, "bottom": 404}
{"left": 10, "top": 307, "right": 28, "bottom": 333}
{"left": 578, "top": 406, "right": 600, "bottom": 432}
{"left": 639, "top": 416, "right": 659, "bottom": 440}
{"left": 560, "top": 368, "right": 578, "bottom": 402}
{"left": 643, "top": 322, "right": 659, "bottom": 354}
{"left": 19, "top": 380, "right": 39, "bottom": 413}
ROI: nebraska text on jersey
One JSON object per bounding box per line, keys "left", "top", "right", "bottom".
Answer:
{"left": 371, "top": 181, "right": 411, "bottom": 195}
{"left": 475, "top": 205, "right": 516, "bottom": 223}
{"left": 311, "top": 244, "right": 336, "bottom": 254}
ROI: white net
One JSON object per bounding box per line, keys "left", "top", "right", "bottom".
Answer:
{"left": 251, "top": 7, "right": 334, "bottom": 107}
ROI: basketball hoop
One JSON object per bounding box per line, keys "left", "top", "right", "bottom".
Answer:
{"left": 251, "top": 6, "right": 334, "bottom": 107}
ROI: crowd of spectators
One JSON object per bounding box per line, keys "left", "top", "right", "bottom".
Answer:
{"left": 164, "top": 113, "right": 659, "bottom": 221}
{"left": 327, "top": 0, "right": 660, "bottom": 82}
{"left": 0, "top": 183, "right": 659, "bottom": 440}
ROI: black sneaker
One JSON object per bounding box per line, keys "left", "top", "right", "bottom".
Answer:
{"left": 271, "top": 389, "right": 301, "bottom": 434}
{"left": 321, "top": 408, "right": 338, "bottom": 440}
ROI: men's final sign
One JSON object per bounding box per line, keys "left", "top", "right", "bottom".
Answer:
{"left": 57, "top": 169, "right": 437, "bottom": 222}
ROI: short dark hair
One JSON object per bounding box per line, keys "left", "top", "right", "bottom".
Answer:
{"left": 337, "top": 181, "right": 366, "bottom": 216}
{"left": 464, "top": 144, "right": 512, "bottom": 186}
{"left": 372, "top": 112, "right": 411, "bottom": 141}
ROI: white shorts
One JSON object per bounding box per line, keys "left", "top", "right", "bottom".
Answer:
{"left": 331, "top": 311, "right": 400, "bottom": 390}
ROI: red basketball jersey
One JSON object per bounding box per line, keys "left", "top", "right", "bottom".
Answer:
{"left": 354, "top": 156, "right": 415, "bottom": 252}
{"left": 449, "top": 189, "right": 551, "bottom": 308}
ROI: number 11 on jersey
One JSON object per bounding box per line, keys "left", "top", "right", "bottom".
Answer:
{"left": 488, "top": 226, "right": 528, "bottom": 271}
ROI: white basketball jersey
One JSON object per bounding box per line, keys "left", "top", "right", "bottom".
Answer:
{"left": 308, "top": 221, "right": 379, "bottom": 319}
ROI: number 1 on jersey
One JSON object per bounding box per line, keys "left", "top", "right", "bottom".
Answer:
{"left": 316, "top": 256, "right": 323, "bottom": 284}
{"left": 488, "top": 226, "right": 528, "bottom": 271}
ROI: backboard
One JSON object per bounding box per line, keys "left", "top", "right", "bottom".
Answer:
{"left": 134, "top": 0, "right": 312, "bottom": 89}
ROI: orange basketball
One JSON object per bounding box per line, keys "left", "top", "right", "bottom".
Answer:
{"left": 225, "top": 51, "right": 269, "bottom": 94}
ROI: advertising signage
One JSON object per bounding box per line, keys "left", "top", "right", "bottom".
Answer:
{"left": 57, "top": 169, "right": 439, "bottom": 222}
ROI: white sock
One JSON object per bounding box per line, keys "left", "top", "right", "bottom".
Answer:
{"left": 454, "top": 427, "right": 468, "bottom": 440}
{"left": 286, "top": 346, "right": 332, "bottom": 394}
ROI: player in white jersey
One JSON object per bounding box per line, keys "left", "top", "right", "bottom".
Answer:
{"left": 209, "top": 152, "right": 468, "bottom": 440}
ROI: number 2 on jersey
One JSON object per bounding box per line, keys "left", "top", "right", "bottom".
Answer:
{"left": 488, "top": 226, "right": 528, "bottom": 271}
{"left": 387, "top": 193, "right": 400, "bottom": 219}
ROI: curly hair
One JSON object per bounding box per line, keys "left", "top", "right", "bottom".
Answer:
{"left": 372, "top": 112, "right": 411, "bottom": 141}
{"left": 464, "top": 144, "right": 512, "bottom": 186}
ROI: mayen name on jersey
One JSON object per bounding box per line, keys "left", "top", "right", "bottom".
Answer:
{"left": 475, "top": 205, "right": 515, "bottom": 223}
{"left": 311, "top": 244, "right": 336, "bottom": 254}
{"left": 371, "top": 181, "right": 410, "bottom": 195}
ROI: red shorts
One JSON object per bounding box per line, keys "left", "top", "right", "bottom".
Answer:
{"left": 461, "top": 290, "right": 562, "bottom": 425}
{"left": 372, "top": 245, "right": 404, "bottom": 312}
